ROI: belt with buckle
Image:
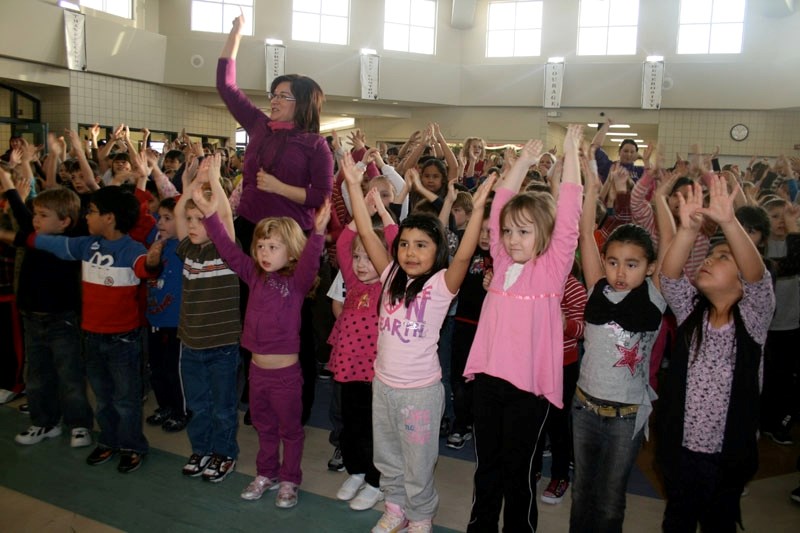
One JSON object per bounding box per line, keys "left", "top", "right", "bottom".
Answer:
{"left": 575, "top": 387, "right": 638, "bottom": 418}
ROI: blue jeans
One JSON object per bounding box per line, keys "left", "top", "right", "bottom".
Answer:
{"left": 569, "top": 395, "right": 644, "bottom": 533}
{"left": 22, "top": 311, "right": 93, "bottom": 429}
{"left": 84, "top": 329, "right": 148, "bottom": 453}
{"left": 181, "top": 343, "right": 240, "bottom": 459}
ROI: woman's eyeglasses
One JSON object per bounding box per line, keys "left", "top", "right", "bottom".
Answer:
{"left": 268, "top": 92, "right": 296, "bottom": 102}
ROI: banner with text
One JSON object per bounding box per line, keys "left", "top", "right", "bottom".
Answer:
{"left": 641, "top": 61, "right": 664, "bottom": 110}
{"left": 64, "top": 11, "right": 87, "bottom": 71}
{"left": 544, "top": 63, "right": 564, "bottom": 109}
{"left": 265, "top": 44, "right": 286, "bottom": 90}
{"left": 360, "top": 54, "right": 380, "bottom": 100}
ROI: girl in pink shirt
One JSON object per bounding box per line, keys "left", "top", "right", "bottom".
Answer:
{"left": 463, "top": 125, "right": 584, "bottom": 533}
{"left": 341, "top": 152, "right": 495, "bottom": 533}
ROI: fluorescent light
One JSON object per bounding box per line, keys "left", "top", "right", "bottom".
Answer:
{"left": 360, "top": 48, "right": 377, "bottom": 55}
{"left": 587, "top": 123, "right": 599, "bottom": 127}
{"left": 320, "top": 117, "right": 355, "bottom": 133}
{"left": 58, "top": 0, "right": 80, "bottom": 10}
{"left": 547, "top": 56, "right": 565, "bottom": 63}
{"left": 609, "top": 124, "right": 631, "bottom": 128}
{"left": 635, "top": 139, "right": 644, "bottom": 143}
{"left": 610, "top": 139, "right": 628, "bottom": 143}
{"left": 265, "top": 38, "right": 284, "bottom": 45}
{"left": 646, "top": 55, "right": 664, "bottom": 62}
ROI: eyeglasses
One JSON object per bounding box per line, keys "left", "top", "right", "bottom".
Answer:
{"left": 268, "top": 92, "right": 296, "bottom": 102}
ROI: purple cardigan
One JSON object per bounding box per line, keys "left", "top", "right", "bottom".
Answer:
{"left": 203, "top": 212, "right": 324, "bottom": 355}
{"left": 216, "top": 58, "right": 333, "bottom": 231}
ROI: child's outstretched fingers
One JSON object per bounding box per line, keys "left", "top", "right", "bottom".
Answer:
{"left": 677, "top": 182, "right": 704, "bottom": 231}
{"left": 472, "top": 173, "right": 496, "bottom": 210}
{"left": 518, "top": 139, "right": 543, "bottom": 165}
{"left": 564, "top": 124, "right": 584, "bottom": 152}
{"left": 191, "top": 182, "right": 216, "bottom": 214}
{"left": 341, "top": 152, "right": 364, "bottom": 185}
{"left": 314, "top": 198, "right": 332, "bottom": 234}
{"left": 697, "top": 175, "right": 734, "bottom": 225}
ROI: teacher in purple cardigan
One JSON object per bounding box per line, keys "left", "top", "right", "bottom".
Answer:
{"left": 217, "top": 12, "right": 334, "bottom": 243}
{"left": 216, "top": 12, "right": 334, "bottom": 427}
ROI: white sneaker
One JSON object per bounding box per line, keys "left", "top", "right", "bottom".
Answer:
{"left": 349, "top": 483, "right": 384, "bottom": 510}
{"left": 70, "top": 427, "right": 92, "bottom": 448}
{"left": 407, "top": 519, "right": 433, "bottom": 533}
{"left": 15, "top": 425, "right": 62, "bottom": 445}
{"left": 336, "top": 473, "right": 366, "bottom": 501}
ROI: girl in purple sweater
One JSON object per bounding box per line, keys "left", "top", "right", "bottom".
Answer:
{"left": 190, "top": 157, "right": 331, "bottom": 510}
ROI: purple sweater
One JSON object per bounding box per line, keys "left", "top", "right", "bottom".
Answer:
{"left": 203, "top": 212, "right": 323, "bottom": 354}
{"left": 216, "top": 58, "right": 333, "bottom": 231}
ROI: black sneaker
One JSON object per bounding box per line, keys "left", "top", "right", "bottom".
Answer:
{"left": 182, "top": 453, "right": 212, "bottom": 477}
{"left": 146, "top": 408, "right": 172, "bottom": 426}
{"left": 19, "top": 403, "right": 29, "bottom": 414}
{"left": 791, "top": 485, "right": 800, "bottom": 504}
{"left": 243, "top": 409, "right": 252, "bottom": 426}
{"left": 162, "top": 413, "right": 190, "bottom": 433}
{"left": 764, "top": 427, "right": 794, "bottom": 446}
{"left": 118, "top": 451, "right": 145, "bottom": 473}
{"left": 318, "top": 368, "right": 334, "bottom": 381}
{"left": 202, "top": 455, "right": 236, "bottom": 483}
{"left": 327, "top": 447, "right": 345, "bottom": 472}
{"left": 86, "top": 445, "right": 116, "bottom": 466}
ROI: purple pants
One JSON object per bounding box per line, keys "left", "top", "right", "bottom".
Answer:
{"left": 249, "top": 361, "right": 304, "bottom": 485}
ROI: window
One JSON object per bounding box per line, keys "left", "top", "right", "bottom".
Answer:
{"left": 677, "top": 0, "right": 745, "bottom": 54}
{"left": 80, "top": 0, "right": 131, "bottom": 19}
{"left": 292, "top": 0, "right": 349, "bottom": 45}
{"left": 384, "top": 0, "right": 436, "bottom": 55}
{"left": 486, "top": 1, "right": 543, "bottom": 57}
{"left": 577, "top": 0, "right": 639, "bottom": 56}
{"left": 191, "top": 1, "right": 254, "bottom": 36}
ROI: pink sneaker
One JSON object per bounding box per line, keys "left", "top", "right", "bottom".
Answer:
{"left": 371, "top": 501, "right": 407, "bottom": 533}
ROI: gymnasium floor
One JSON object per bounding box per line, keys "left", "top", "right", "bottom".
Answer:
{"left": 1, "top": 379, "right": 798, "bottom": 532}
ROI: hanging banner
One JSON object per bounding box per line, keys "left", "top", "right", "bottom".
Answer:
{"left": 641, "top": 61, "right": 664, "bottom": 110}
{"left": 360, "top": 54, "right": 380, "bottom": 100}
{"left": 265, "top": 44, "right": 286, "bottom": 90}
{"left": 543, "top": 63, "right": 564, "bottom": 109}
{"left": 64, "top": 10, "right": 87, "bottom": 71}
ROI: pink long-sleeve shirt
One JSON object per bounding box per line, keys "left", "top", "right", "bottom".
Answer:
{"left": 463, "top": 183, "right": 582, "bottom": 408}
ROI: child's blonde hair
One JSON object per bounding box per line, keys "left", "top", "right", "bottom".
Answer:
{"left": 32, "top": 188, "right": 81, "bottom": 228}
{"left": 500, "top": 191, "right": 556, "bottom": 259}
{"left": 462, "top": 137, "right": 486, "bottom": 160}
{"left": 250, "top": 217, "right": 307, "bottom": 275}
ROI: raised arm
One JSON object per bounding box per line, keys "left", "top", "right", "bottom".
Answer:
{"left": 220, "top": 11, "right": 245, "bottom": 59}
{"left": 579, "top": 151, "right": 605, "bottom": 290}
{"left": 341, "top": 152, "right": 391, "bottom": 275}
{"left": 499, "top": 139, "right": 542, "bottom": 193}
{"left": 660, "top": 182, "right": 705, "bottom": 280}
{"left": 432, "top": 123, "right": 459, "bottom": 182}
{"left": 698, "top": 176, "right": 764, "bottom": 283}
{"left": 444, "top": 175, "right": 496, "bottom": 293}
{"left": 66, "top": 128, "right": 99, "bottom": 191}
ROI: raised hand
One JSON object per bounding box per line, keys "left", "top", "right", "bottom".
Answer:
{"left": 314, "top": 198, "right": 332, "bottom": 235}
{"left": 609, "top": 163, "right": 630, "bottom": 192}
{"left": 697, "top": 175, "right": 736, "bottom": 226}
{"left": 445, "top": 178, "right": 458, "bottom": 203}
{"left": 231, "top": 8, "right": 246, "bottom": 35}
{"left": 364, "top": 187, "right": 381, "bottom": 216}
{"left": 676, "top": 182, "right": 705, "bottom": 232}
{"left": 563, "top": 123, "right": 584, "bottom": 154}
{"left": 8, "top": 148, "right": 22, "bottom": 168}
{"left": 145, "top": 239, "right": 165, "bottom": 268}
{"left": 366, "top": 147, "right": 385, "bottom": 168}
{"left": 517, "top": 139, "right": 543, "bottom": 166}
{"left": 341, "top": 151, "right": 365, "bottom": 185}
{"left": 472, "top": 173, "right": 497, "bottom": 211}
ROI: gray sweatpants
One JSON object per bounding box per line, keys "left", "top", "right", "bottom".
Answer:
{"left": 372, "top": 378, "right": 445, "bottom": 522}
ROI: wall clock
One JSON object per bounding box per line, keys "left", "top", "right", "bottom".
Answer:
{"left": 730, "top": 123, "right": 749, "bottom": 142}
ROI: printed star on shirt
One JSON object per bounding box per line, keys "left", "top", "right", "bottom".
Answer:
{"left": 613, "top": 341, "right": 642, "bottom": 376}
